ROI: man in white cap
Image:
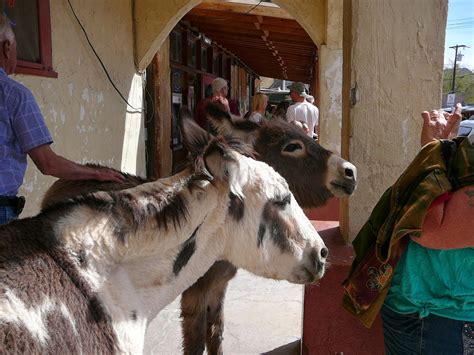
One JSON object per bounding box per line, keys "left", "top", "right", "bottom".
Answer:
{"left": 211, "top": 77, "right": 230, "bottom": 113}
{"left": 286, "top": 82, "right": 319, "bottom": 139}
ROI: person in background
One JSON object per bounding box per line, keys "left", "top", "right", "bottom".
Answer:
{"left": 211, "top": 77, "right": 231, "bottom": 113}
{"left": 226, "top": 83, "right": 240, "bottom": 116}
{"left": 306, "top": 95, "right": 315, "bottom": 104}
{"left": 273, "top": 100, "right": 290, "bottom": 121}
{"left": 193, "top": 84, "right": 213, "bottom": 129}
{"left": 286, "top": 82, "right": 319, "bottom": 139}
{"left": 265, "top": 104, "right": 276, "bottom": 119}
{"left": 0, "top": 14, "right": 124, "bottom": 224}
{"left": 247, "top": 92, "right": 268, "bottom": 123}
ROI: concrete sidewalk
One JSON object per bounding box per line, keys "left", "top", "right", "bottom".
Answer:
{"left": 144, "top": 270, "right": 303, "bottom": 354}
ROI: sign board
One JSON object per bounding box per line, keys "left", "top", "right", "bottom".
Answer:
{"left": 447, "top": 93, "right": 456, "bottom": 107}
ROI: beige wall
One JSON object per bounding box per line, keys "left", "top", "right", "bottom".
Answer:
{"left": 18, "top": 0, "right": 145, "bottom": 216}
{"left": 318, "top": 0, "right": 343, "bottom": 154}
{"left": 347, "top": 0, "right": 448, "bottom": 237}
{"left": 134, "top": 0, "right": 201, "bottom": 70}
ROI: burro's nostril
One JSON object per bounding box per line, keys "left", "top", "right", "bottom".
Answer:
{"left": 320, "top": 247, "right": 329, "bottom": 259}
{"left": 345, "top": 167, "right": 354, "bottom": 178}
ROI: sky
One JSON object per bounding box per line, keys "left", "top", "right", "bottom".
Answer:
{"left": 444, "top": 0, "right": 474, "bottom": 70}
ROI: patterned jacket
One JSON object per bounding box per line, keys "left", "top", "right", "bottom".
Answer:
{"left": 342, "top": 136, "right": 474, "bottom": 328}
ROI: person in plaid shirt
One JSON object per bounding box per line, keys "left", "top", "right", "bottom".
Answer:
{"left": 0, "top": 14, "right": 124, "bottom": 224}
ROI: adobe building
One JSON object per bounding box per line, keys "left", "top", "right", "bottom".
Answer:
{"left": 8, "top": 0, "right": 448, "bottom": 352}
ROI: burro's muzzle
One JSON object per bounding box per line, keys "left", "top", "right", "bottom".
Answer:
{"left": 327, "top": 155, "right": 357, "bottom": 197}
{"left": 291, "top": 235, "right": 328, "bottom": 284}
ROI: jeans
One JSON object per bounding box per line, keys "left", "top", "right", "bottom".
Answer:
{"left": 0, "top": 205, "right": 17, "bottom": 224}
{"left": 381, "top": 305, "right": 474, "bottom": 355}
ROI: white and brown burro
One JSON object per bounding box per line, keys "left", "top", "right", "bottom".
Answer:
{"left": 38, "top": 105, "right": 357, "bottom": 354}
{"left": 0, "top": 113, "right": 329, "bottom": 354}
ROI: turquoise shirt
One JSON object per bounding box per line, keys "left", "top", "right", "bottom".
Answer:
{"left": 385, "top": 240, "right": 474, "bottom": 321}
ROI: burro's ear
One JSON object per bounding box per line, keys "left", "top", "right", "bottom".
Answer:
{"left": 206, "top": 103, "right": 259, "bottom": 144}
{"left": 204, "top": 140, "right": 248, "bottom": 198}
{"left": 206, "top": 103, "right": 234, "bottom": 136}
{"left": 179, "top": 106, "right": 211, "bottom": 158}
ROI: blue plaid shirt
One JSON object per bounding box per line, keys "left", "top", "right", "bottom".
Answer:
{"left": 0, "top": 68, "right": 53, "bottom": 196}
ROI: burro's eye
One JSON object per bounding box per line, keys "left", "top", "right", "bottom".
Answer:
{"left": 273, "top": 194, "right": 291, "bottom": 208}
{"left": 281, "top": 139, "right": 306, "bottom": 157}
{"left": 283, "top": 142, "right": 302, "bottom": 152}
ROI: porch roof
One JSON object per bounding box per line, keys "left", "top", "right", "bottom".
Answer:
{"left": 183, "top": 3, "right": 318, "bottom": 83}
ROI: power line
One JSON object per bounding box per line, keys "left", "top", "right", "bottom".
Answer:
{"left": 443, "top": 72, "right": 474, "bottom": 81}
{"left": 245, "top": 1, "right": 263, "bottom": 14}
{"left": 67, "top": 0, "right": 143, "bottom": 113}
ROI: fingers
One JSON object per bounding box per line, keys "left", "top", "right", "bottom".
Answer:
{"left": 447, "top": 104, "right": 462, "bottom": 138}
{"left": 97, "top": 169, "right": 126, "bottom": 183}
{"left": 453, "top": 103, "right": 462, "bottom": 118}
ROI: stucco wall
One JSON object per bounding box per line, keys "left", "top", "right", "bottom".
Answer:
{"left": 347, "top": 0, "right": 448, "bottom": 237}
{"left": 134, "top": 0, "right": 201, "bottom": 70}
{"left": 319, "top": 46, "right": 343, "bottom": 154}
{"left": 318, "top": 0, "right": 343, "bottom": 154}
{"left": 18, "top": 0, "right": 145, "bottom": 216}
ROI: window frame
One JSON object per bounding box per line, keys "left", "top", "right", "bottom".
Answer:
{"left": 12, "top": 0, "right": 57, "bottom": 78}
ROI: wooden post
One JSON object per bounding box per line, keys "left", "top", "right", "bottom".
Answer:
{"left": 340, "top": 0, "right": 352, "bottom": 242}
{"left": 149, "top": 39, "right": 172, "bottom": 179}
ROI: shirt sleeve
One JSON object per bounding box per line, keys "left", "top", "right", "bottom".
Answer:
{"left": 9, "top": 85, "right": 53, "bottom": 153}
{"left": 313, "top": 106, "right": 319, "bottom": 126}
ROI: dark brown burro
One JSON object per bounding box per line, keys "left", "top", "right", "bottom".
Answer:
{"left": 41, "top": 104, "right": 357, "bottom": 354}
{"left": 0, "top": 212, "right": 117, "bottom": 354}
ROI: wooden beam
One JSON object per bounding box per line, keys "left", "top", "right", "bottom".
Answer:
{"left": 186, "top": 23, "right": 313, "bottom": 44}
{"left": 230, "top": 51, "right": 313, "bottom": 65}
{"left": 195, "top": 1, "right": 293, "bottom": 20}
{"left": 207, "top": 35, "right": 316, "bottom": 53}
{"left": 185, "top": 16, "right": 311, "bottom": 38}
{"left": 211, "top": 41, "right": 315, "bottom": 59}
{"left": 183, "top": 23, "right": 311, "bottom": 44}
{"left": 188, "top": 8, "right": 302, "bottom": 28}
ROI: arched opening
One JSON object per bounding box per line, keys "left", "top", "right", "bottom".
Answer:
{"left": 135, "top": 2, "right": 346, "bottom": 353}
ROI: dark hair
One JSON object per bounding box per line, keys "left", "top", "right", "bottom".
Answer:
{"left": 204, "top": 84, "right": 213, "bottom": 98}
{"left": 273, "top": 101, "right": 291, "bottom": 120}
{"left": 276, "top": 100, "right": 290, "bottom": 111}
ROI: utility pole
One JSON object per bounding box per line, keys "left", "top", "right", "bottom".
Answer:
{"left": 449, "top": 44, "right": 468, "bottom": 93}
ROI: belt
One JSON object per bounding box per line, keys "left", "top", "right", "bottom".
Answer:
{"left": 0, "top": 196, "right": 25, "bottom": 215}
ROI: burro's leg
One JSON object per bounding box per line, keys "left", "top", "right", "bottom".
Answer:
{"left": 205, "top": 262, "right": 238, "bottom": 355}
{"left": 180, "top": 261, "right": 238, "bottom": 355}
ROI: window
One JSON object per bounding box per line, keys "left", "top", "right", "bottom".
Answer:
{"left": 170, "top": 30, "right": 182, "bottom": 63}
{"left": 212, "top": 50, "right": 220, "bottom": 75}
{"left": 5, "top": 0, "right": 56, "bottom": 78}
{"left": 187, "top": 39, "right": 196, "bottom": 68}
{"left": 222, "top": 55, "right": 228, "bottom": 79}
{"left": 201, "top": 45, "right": 208, "bottom": 72}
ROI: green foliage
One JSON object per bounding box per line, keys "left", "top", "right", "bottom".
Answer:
{"left": 443, "top": 67, "right": 474, "bottom": 104}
